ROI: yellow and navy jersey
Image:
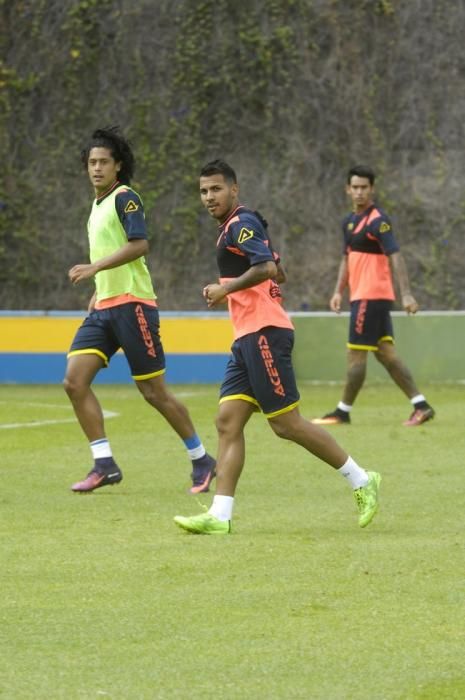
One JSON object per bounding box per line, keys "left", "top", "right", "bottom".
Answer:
{"left": 216, "top": 206, "right": 293, "bottom": 340}
{"left": 94, "top": 181, "right": 147, "bottom": 241}
{"left": 89, "top": 181, "right": 156, "bottom": 307}
{"left": 342, "top": 204, "right": 399, "bottom": 301}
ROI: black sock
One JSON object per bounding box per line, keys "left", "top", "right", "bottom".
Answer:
{"left": 95, "top": 456, "right": 118, "bottom": 471}
{"left": 192, "top": 453, "right": 213, "bottom": 467}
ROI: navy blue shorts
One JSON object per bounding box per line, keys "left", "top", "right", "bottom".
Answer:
{"left": 348, "top": 300, "right": 394, "bottom": 350}
{"left": 220, "top": 326, "right": 300, "bottom": 418}
{"left": 68, "top": 302, "right": 166, "bottom": 379}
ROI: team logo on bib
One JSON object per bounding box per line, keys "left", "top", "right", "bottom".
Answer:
{"left": 238, "top": 227, "right": 254, "bottom": 243}
{"left": 124, "top": 200, "right": 139, "bottom": 213}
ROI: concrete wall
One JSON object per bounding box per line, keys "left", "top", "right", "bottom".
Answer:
{"left": 292, "top": 311, "right": 465, "bottom": 383}
{"left": 1, "top": 310, "right": 464, "bottom": 384}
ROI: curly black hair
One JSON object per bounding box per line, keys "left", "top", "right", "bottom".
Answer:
{"left": 81, "top": 126, "right": 135, "bottom": 184}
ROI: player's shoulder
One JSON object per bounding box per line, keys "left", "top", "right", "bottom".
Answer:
{"left": 342, "top": 211, "right": 354, "bottom": 227}
{"left": 369, "top": 205, "right": 393, "bottom": 232}
{"left": 235, "top": 207, "right": 259, "bottom": 223}
{"left": 369, "top": 204, "right": 391, "bottom": 222}
{"left": 115, "top": 186, "right": 143, "bottom": 214}
{"left": 233, "top": 207, "right": 267, "bottom": 232}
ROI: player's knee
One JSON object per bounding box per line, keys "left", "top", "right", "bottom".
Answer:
{"left": 375, "top": 351, "right": 395, "bottom": 371}
{"left": 215, "top": 412, "right": 229, "bottom": 436}
{"left": 215, "top": 411, "right": 240, "bottom": 439}
{"left": 63, "top": 376, "right": 72, "bottom": 396}
{"left": 141, "top": 386, "right": 167, "bottom": 410}
{"left": 347, "top": 362, "right": 366, "bottom": 383}
{"left": 269, "top": 417, "right": 295, "bottom": 441}
{"left": 63, "top": 374, "right": 80, "bottom": 397}
{"left": 270, "top": 422, "right": 289, "bottom": 440}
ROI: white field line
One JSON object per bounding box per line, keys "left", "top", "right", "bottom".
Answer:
{"left": 0, "top": 409, "right": 119, "bottom": 430}
{"left": 0, "top": 390, "right": 207, "bottom": 429}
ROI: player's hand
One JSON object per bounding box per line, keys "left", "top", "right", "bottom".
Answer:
{"left": 402, "top": 294, "right": 419, "bottom": 315}
{"left": 329, "top": 292, "right": 342, "bottom": 313}
{"left": 203, "top": 283, "right": 228, "bottom": 307}
{"left": 68, "top": 263, "right": 97, "bottom": 285}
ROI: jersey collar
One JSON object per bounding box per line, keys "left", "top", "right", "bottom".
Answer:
{"left": 219, "top": 205, "right": 245, "bottom": 229}
{"left": 353, "top": 202, "right": 375, "bottom": 217}
{"left": 95, "top": 180, "right": 121, "bottom": 205}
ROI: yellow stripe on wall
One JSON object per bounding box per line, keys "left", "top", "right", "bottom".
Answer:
{"left": 162, "top": 317, "right": 233, "bottom": 352}
{"left": 0, "top": 316, "right": 233, "bottom": 353}
{"left": 0, "top": 318, "right": 82, "bottom": 352}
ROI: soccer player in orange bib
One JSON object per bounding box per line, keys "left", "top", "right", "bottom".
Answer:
{"left": 312, "top": 164, "right": 435, "bottom": 428}
{"left": 174, "top": 160, "right": 380, "bottom": 534}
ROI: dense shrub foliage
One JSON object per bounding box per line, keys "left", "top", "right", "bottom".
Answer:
{"left": 1, "top": 0, "right": 464, "bottom": 310}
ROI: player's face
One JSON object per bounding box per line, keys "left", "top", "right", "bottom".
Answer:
{"left": 346, "top": 175, "right": 374, "bottom": 212}
{"left": 200, "top": 174, "right": 238, "bottom": 223}
{"left": 87, "top": 147, "right": 121, "bottom": 195}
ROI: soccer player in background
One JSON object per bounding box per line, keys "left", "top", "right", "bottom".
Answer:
{"left": 312, "top": 164, "right": 435, "bottom": 427}
{"left": 174, "top": 159, "right": 380, "bottom": 535}
{"left": 64, "top": 127, "right": 215, "bottom": 493}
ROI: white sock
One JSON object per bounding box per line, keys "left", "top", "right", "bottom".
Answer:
{"left": 90, "top": 438, "right": 112, "bottom": 460}
{"left": 411, "top": 394, "right": 425, "bottom": 405}
{"left": 209, "top": 495, "right": 234, "bottom": 521}
{"left": 187, "top": 445, "right": 206, "bottom": 460}
{"left": 338, "top": 401, "right": 352, "bottom": 413}
{"left": 338, "top": 456, "right": 369, "bottom": 489}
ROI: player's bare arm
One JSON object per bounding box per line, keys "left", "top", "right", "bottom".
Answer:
{"left": 330, "top": 256, "right": 349, "bottom": 313}
{"left": 390, "top": 251, "right": 419, "bottom": 314}
{"left": 68, "top": 239, "right": 149, "bottom": 285}
{"left": 203, "top": 260, "right": 277, "bottom": 308}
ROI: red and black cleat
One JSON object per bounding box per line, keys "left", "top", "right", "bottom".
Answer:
{"left": 403, "top": 406, "right": 435, "bottom": 427}
{"left": 190, "top": 454, "right": 216, "bottom": 494}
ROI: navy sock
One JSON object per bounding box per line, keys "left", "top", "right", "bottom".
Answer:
{"left": 192, "top": 453, "right": 214, "bottom": 468}
{"left": 95, "top": 456, "right": 118, "bottom": 471}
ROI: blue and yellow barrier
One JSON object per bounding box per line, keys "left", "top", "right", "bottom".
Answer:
{"left": 2, "top": 310, "right": 465, "bottom": 384}
{"left": 0, "top": 311, "right": 233, "bottom": 384}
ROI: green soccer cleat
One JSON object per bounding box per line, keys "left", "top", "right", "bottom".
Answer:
{"left": 174, "top": 512, "right": 231, "bottom": 535}
{"left": 354, "top": 471, "right": 381, "bottom": 528}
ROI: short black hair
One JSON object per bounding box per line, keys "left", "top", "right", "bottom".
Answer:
{"left": 200, "top": 159, "right": 237, "bottom": 184}
{"left": 347, "top": 164, "right": 375, "bottom": 185}
{"left": 81, "top": 126, "right": 135, "bottom": 184}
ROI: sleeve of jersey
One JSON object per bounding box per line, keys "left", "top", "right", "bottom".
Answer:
{"left": 115, "top": 190, "right": 147, "bottom": 240}
{"left": 372, "top": 215, "right": 400, "bottom": 255}
{"left": 229, "top": 217, "right": 274, "bottom": 265}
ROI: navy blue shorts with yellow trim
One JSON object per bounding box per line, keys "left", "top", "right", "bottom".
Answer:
{"left": 348, "top": 299, "right": 394, "bottom": 351}
{"left": 68, "top": 302, "right": 165, "bottom": 380}
{"left": 220, "top": 326, "right": 300, "bottom": 418}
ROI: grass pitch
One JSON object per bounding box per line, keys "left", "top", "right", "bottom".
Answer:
{"left": 1, "top": 382, "right": 464, "bottom": 699}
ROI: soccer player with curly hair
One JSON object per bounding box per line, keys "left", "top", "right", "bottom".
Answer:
{"left": 64, "top": 127, "right": 215, "bottom": 494}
